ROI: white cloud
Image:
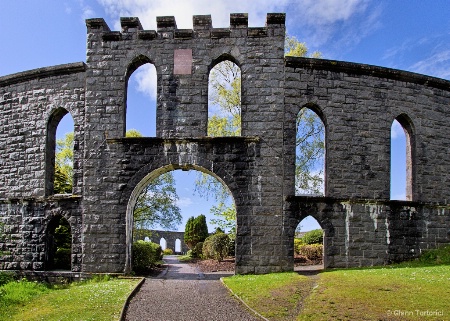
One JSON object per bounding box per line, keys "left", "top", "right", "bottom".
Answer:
{"left": 132, "top": 64, "right": 157, "bottom": 100}
{"left": 176, "top": 197, "right": 193, "bottom": 208}
{"left": 76, "top": 0, "right": 96, "bottom": 22}
{"left": 391, "top": 119, "right": 404, "bottom": 140}
{"left": 409, "top": 50, "right": 450, "bottom": 80}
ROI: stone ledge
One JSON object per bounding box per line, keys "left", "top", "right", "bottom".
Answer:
{"left": 107, "top": 136, "right": 260, "bottom": 145}
{"left": 285, "top": 195, "right": 450, "bottom": 208}
{"left": 285, "top": 56, "right": 450, "bottom": 91}
{"left": 0, "top": 62, "right": 86, "bottom": 87}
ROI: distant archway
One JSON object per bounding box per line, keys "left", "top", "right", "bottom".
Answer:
{"left": 160, "top": 238, "right": 167, "bottom": 250}
{"left": 175, "top": 239, "right": 182, "bottom": 253}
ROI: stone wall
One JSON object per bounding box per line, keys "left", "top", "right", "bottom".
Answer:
{"left": 0, "top": 13, "right": 449, "bottom": 275}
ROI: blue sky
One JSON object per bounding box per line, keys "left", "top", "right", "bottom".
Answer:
{"left": 1, "top": 1, "right": 449, "bottom": 232}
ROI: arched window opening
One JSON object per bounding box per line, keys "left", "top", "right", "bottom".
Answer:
{"left": 126, "top": 61, "right": 157, "bottom": 137}
{"left": 46, "top": 109, "right": 74, "bottom": 195}
{"left": 390, "top": 117, "right": 414, "bottom": 200}
{"left": 294, "top": 216, "right": 324, "bottom": 270}
{"left": 208, "top": 60, "right": 241, "bottom": 136}
{"left": 295, "top": 107, "right": 325, "bottom": 196}
{"left": 175, "top": 239, "right": 182, "bottom": 253}
{"left": 160, "top": 238, "right": 167, "bottom": 251}
{"left": 127, "top": 166, "right": 236, "bottom": 273}
{"left": 46, "top": 215, "right": 72, "bottom": 271}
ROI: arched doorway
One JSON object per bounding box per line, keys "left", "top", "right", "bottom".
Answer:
{"left": 294, "top": 215, "right": 324, "bottom": 271}
{"left": 125, "top": 164, "right": 236, "bottom": 273}
{"left": 45, "top": 215, "right": 72, "bottom": 270}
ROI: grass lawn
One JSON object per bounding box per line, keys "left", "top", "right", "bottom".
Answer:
{"left": 223, "top": 272, "right": 315, "bottom": 320}
{"left": 0, "top": 276, "right": 141, "bottom": 321}
{"left": 298, "top": 264, "right": 450, "bottom": 321}
{"left": 223, "top": 246, "right": 450, "bottom": 321}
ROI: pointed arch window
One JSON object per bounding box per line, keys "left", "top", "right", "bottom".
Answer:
{"left": 295, "top": 106, "right": 325, "bottom": 196}
{"left": 46, "top": 109, "right": 74, "bottom": 195}
{"left": 208, "top": 60, "right": 241, "bottom": 136}
{"left": 390, "top": 115, "right": 414, "bottom": 200}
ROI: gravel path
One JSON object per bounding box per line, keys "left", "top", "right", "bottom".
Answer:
{"left": 124, "top": 255, "right": 261, "bottom": 321}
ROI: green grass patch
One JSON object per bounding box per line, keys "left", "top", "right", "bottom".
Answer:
{"left": 299, "top": 264, "right": 450, "bottom": 321}
{"left": 223, "top": 272, "right": 314, "bottom": 319}
{"left": 223, "top": 247, "right": 450, "bottom": 321}
{"left": 0, "top": 276, "right": 141, "bottom": 321}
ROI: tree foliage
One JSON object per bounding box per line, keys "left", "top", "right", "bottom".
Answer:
{"left": 202, "top": 233, "right": 230, "bottom": 262}
{"left": 54, "top": 132, "right": 74, "bottom": 194}
{"left": 296, "top": 108, "right": 325, "bottom": 195}
{"left": 285, "top": 35, "right": 322, "bottom": 58}
{"left": 125, "top": 128, "right": 143, "bottom": 137}
{"left": 208, "top": 60, "right": 241, "bottom": 136}
{"left": 184, "top": 215, "right": 209, "bottom": 249}
{"left": 133, "top": 172, "right": 181, "bottom": 241}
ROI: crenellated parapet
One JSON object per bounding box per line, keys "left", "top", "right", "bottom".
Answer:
{"left": 86, "top": 13, "right": 285, "bottom": 41}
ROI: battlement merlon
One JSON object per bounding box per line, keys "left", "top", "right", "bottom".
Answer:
{"left": 85, "top": 13, "right": 285, "bottom": 41}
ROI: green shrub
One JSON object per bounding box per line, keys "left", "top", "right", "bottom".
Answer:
{"left": 294, "top": 238, "right": 304, "bottom": 254}
{"left": 301, "top": 229, "right": 323, "bottom": 245}
{"left": 132, "top": 241, "right": 162, "bottom": 274}
{"left": 202, "top": 233, "right": 230, "bottom": 262}
{"left": 163, "top": 248, "right": 173, "bottom": 255}
{"left": 419, "top": 245, "right": 450, "bottom": 265}
{"left": 192, "top": 241, "right": 204, "bottom": 258}
{"left": 184, "top": 215, "right": 209, "bottom": 249}
{"left": 297, "top": 244, "right": 323, "bottom": 261}
{"left": 227, "top": 238, "right": 235, "bottom": 256}
{"left": 0, "top": 271, "right": 15, "bottom": 286}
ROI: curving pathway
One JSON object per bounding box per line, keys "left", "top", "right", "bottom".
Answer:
{"left": 124, "top": 255, "right": 261, "bottom": 321}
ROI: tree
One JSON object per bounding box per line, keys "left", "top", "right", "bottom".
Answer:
{"left": 208, "top": 60, "right": 241, "bottom": 136}
{"left": 285, "top": 35, "right": 322, "bottom": 58}
{"left": 184, "top": 214, "right": 209, "bottom": 249}
{"left": 125, "top": 128, "right": 142, "bottom": 138}
{"left": 296, "top": 108, "right": 325, "bottom": 195}
{"left": 197, "top": 35, "right": 324, "bottom": 235}
{"left": 54, "top": 132, "right": 74, "bottom": 194}
{"left": 133, "top": 171, "right": 182, "bottom": 241}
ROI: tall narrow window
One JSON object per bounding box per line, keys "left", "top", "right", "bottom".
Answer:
{"left": 126, "top": 61, "right": 157, "bottom": 137}
{"left": 208, "top": 60, "right": 241, "bottom": 136}
{"left": 295, "top": 107, "right": 325, "bottom": 195}
{"left": 390, "top": 116, "right": 414, "bottom": 200}
{"left": 46, "top": 109, "right": 74, "bottom": 195}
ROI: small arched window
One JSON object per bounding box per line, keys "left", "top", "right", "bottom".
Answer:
{"left": 208, "top": 60, "right": 241, "bottom": 136}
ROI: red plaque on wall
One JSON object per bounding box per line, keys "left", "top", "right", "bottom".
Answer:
{"left": 174, "top": 49, "right": 192, "bottom": 75}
